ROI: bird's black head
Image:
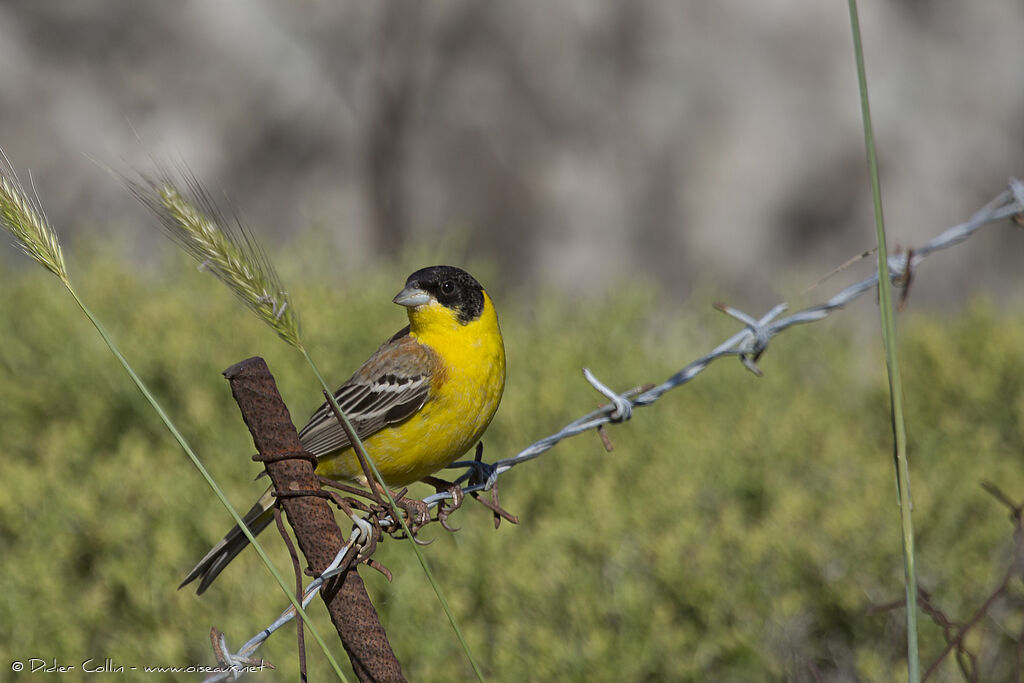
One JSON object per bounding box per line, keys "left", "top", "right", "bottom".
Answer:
{"left": 395, "top": 265, "right": 486, "bottom": 324}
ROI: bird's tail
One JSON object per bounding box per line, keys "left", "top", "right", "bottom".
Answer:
{"left": 179, "top": 487, "right": 276, "bottom": 594}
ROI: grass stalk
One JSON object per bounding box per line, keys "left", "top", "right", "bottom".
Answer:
{"left": 0, "top": 156, "right": 347, "bottom": 682}
{"left": 62, "top": 286, "right": 348, "bottom": 682}
{"left": 301, "top": 348, "right": 487, "bottom": 682}
{"left": 846, "top": 3, "right": 920, "bottom": 680}
{"left": 136, "top": 168, "right": 484, "bottom": 680}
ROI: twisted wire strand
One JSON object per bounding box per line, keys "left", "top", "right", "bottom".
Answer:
{"left": 433, "top": 180, "right": 1024, "bottom": 501}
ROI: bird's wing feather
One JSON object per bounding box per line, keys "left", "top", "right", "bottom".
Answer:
{"left": 297, "top": 328, "right": 437, "bottom": 457}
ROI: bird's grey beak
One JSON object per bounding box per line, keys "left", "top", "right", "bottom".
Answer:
{"left": 393, "top": 285, "right": 432, "bottom": 308}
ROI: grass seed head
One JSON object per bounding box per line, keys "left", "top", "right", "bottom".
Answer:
{"left": 0, "top": 151, "right": 69, "bottom": 284}
{"left": 129, "top": 167, "right": 303, "bottom": 349}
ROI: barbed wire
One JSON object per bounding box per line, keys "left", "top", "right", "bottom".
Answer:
{"left": 437, "top": 177, "right": 1024, "bottom": 499}
{"left": 204, "top": 529, "right": 362, "bottom": 682}
{"left": 209, "top": 178, "right": 1024, "bottom": 678}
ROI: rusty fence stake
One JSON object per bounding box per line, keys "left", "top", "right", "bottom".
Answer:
{"left": 223, "top": 356, "right": 406, "bottom": 683}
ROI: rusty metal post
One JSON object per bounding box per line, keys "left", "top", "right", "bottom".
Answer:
{"left": 223, "top": 357, "right": 405, "bottom": 682}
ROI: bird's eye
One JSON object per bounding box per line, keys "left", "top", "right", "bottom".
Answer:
{"left": 440, "top": 280, "right": 455, "bottom": 296}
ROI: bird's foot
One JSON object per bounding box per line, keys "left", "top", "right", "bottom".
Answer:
{"left": 390, "top": 489, "right": 431, "bottom": 537}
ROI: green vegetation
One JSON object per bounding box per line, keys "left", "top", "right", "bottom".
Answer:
{"left": 1, "top": 253, "right": 1022, "bottom": 681}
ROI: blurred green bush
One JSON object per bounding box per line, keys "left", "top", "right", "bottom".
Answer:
{"left": 1, "top": 252, "right": 1021, "bottom": 682}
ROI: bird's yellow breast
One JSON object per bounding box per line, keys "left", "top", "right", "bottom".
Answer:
{"left": 318, "top": 291, "right": 505, "bottom": 487}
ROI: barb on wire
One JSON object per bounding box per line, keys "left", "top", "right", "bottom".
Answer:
{"left": 713, "top": 302, "right": 788, "bottom": 376}
{"left": 583, "top": 368, "right": 633, "bottom": 422}
{"left": 209, "top": 628, "right": 275, "bottom": 680}
{"left": 210, "top": 179, "right": 1024, "bottom": 677}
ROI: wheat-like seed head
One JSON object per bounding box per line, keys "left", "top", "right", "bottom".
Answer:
{"left": 129, "top": 169, "right": 303, "bottom": 350}
{"left": 0, "top": 152, "right": 69, "bottom": 284}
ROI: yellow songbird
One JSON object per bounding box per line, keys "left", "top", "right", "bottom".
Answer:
{"left": 181, "top": 265, "right": 506, "bottom": 593}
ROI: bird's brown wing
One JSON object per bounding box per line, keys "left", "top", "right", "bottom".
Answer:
{"left": 297, "top": 326, "right": 439, "bottom": 457}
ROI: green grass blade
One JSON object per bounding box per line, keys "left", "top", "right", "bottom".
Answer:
{"left": 846, "top": 2, "right": 920, "bottom": 681}
{"left": 302, "top": 348, "right": 487, "bottom": 682}
{"left": 133, "top": 167, "right": 482, "bottom": 678}
{"left": 0, "top": 156, "right": 346, "bottom": 680}
{"left": 62, "top": 284, "right": 349, "bottom": 683}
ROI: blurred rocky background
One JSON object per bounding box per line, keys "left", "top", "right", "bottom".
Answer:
{"left": 1, "top": 0, "right": 1022, "bottom": 304}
